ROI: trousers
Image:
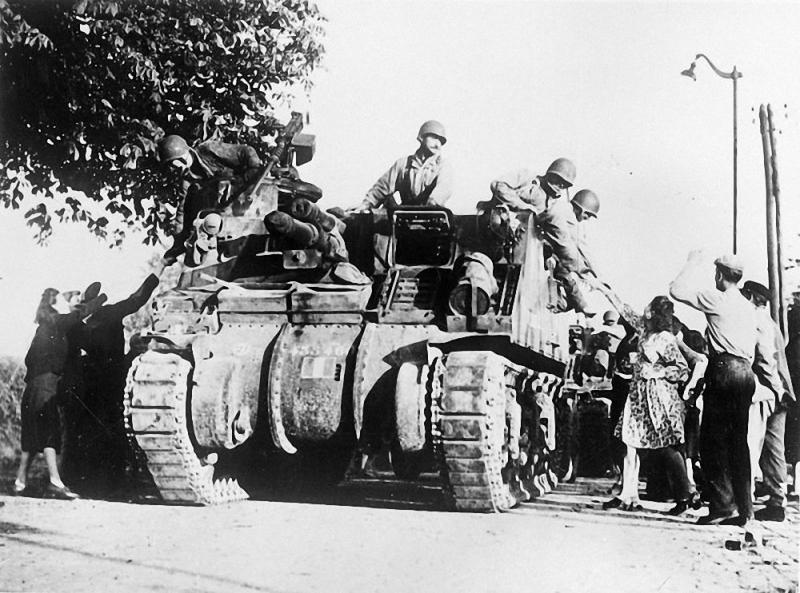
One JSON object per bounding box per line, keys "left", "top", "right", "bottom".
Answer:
{"left": 761, "top": 406, "right": 788, "bottom": 508}
{"left": 700, "top": 353, "right": 755, "bottom": 519}
{"left": 653, "top": 445, "right": 692, "bottom": 502}
{"left": 748, "top": 397, "right": 774, "bottom": 485}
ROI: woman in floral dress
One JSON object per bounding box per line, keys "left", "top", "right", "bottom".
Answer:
{"left": 600, "top": 293, "right": 698, "bottom": 514}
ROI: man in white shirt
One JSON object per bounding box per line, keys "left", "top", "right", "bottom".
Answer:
{"left": 670, "top": 251, "right": 758, "bottom": 526}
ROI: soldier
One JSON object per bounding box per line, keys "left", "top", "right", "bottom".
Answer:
{"left": 569, "top": 189, "right": 600, "bottom": 273}
{"left": 486, "top": 159, "right": 592, "bottom": 312}
{"left": 353, "top": 120, "right": 453, "bottom": 211}
{"left": 159, "top": 135, "right": 263, "bottom": 262}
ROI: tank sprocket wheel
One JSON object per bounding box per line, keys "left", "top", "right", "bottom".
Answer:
{"left": 434, "top": 350, "right": 526, "bottom": 512}
{"left": 124, "top": 350, "right": 248, "bottom": 505}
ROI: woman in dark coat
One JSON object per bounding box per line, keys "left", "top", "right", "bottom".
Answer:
{"left": 13, "top": 287, "right": 104, "bottom": 499}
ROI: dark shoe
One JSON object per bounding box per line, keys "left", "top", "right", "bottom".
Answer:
{"left": 719, "top": 515, "right": 748, "bottom": 527}
{"left": 689, "top": 491, "right": 703, "bottom": 510}
{"left": 754, "top": 506, "right": 785, "bottom": 522}
{"left": 602, "top": 497, "right": 622, "bottom": 510}
{"left": 753, "top": 481, "right": 769, "bottom": 499}
{"left": 45, "top": 483, "right": 80, "bottom": 500}
{"left": 621, "top": 501, "right": 643, "bottom": 512}
{"left": 696, "top": 511, "right": 736, "bottom": 525}
{"left": 668, "top": 500, "right": 689, "bottom": 516}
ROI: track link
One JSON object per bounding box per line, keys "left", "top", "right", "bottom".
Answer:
{"left": 434, "top": 351, "right": 517, "bottom": 512}
{"left": 124, "top": 350, "right": 248, "bottom": 505}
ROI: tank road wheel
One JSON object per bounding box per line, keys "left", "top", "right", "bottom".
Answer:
{"left": 391, "top": 362, "right": 431, "bottom": 481}
{"left": 434, "top": 351, "right": 526, "bottom": 512}
{"left": 124, "top": 351, "right": 249, "bottom": 505}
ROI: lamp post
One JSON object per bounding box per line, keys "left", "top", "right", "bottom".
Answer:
{"left": 681, "top": 53, "right": 743, "bottom": 254}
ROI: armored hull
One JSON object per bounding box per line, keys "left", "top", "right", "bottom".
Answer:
{"left": 126, "top": 130, "right": 572, "bottom": 511}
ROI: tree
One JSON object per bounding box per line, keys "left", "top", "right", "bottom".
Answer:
{"left": 0, "top": 0, "right": 326, "bottom": 245}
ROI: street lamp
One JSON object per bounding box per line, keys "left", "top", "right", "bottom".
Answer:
{"left": 681, "top": 53, "right": 743, "bottom": 254}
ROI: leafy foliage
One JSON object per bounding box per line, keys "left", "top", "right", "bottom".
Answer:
{"left": 0, "top": 356, "right": 24, "bottom": 463}
{"left": 0, "top": 0, "right": 326, "bottom": 245}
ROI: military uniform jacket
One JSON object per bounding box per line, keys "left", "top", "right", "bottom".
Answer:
{"left": 175, "top": 140, "right": 262, "bottom": 229}
{"left": 490, "top": 170, "right": 582, "bottom": 273}
{"left": 365, "top": 150, "right": 453, "bottom": 208}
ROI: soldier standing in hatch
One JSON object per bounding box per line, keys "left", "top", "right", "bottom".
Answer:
{"left": 158, "top": 135, "right": 263, "bottom": 262}
{"left": 353, "top": 120, "right": 454, "bottom": 211}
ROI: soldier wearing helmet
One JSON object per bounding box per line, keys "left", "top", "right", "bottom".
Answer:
{"left": 571, "top": 189, "right": 599, "bottom": 220}
{"left": 489, "top": 158, "right": 576, "bottom": 214}
{"left": 158, "top": 134, "right": 263, "bottom": 262}
{"left": 354, "top": 119, "right": 453, "bottom": 211}
{"left": 566, "top": 188, "right": 601, "bottom": 272}
{"left": 486, "top": 158, "right": 595, "bottom": 312}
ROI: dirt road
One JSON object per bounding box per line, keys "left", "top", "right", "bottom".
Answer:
{"left": 0, "top": 477, "right": 797, "bottom": 593}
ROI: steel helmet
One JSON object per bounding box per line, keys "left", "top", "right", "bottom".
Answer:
{"left": 158, "top": 135, "right": 190, "bottom": 163}
{"left": 545, "top": 157, "right": 576, "bottom": 187}
{"left": 602, "top": 309, "right": 619, "bottom": 324}
{"left": 571, "top": 189, "right": 600, "bottom": 217}
{"left": 417, "top": 120, "right": 447, "bottom": 144}
{"left": 201, "top": 212, "right": 223, "bottom": 236}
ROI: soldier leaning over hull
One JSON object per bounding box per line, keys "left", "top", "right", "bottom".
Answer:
{"left": 159, "top": 135, "right": 263, "bottom": 263}
{"left": 353, "top": 119, "right": 454, "bottom": 211}
{"left": 569, "top": 188, "right": 600, "bottom": 271}
{"left": 482, "top": 158, "right": 595, "bottom": 313}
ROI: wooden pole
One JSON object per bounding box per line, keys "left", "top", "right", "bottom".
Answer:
{"left": 732, "top": 69, "right": 739, "bottom": 254}
{"left": 766, "top": 105, "right": 787, "bottom": 336}
{"left": 759, "top": 105, "right": 780, "bottom": 324}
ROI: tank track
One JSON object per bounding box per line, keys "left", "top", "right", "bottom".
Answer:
{"left": 124, "top": 350, "right": 248, "bottom": 505}
{"left": 433, "top": 351, "right": 518, "bottom": 512}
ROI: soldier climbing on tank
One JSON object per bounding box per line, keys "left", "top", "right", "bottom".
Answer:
{"left": 350, "top": 120, "right": 454, "bottom": 211}
{"left": 481, "top": 159, "right": 595, "bottom": 313}
{"left": 159, "top": 134, "right": 263, "bottom": 263}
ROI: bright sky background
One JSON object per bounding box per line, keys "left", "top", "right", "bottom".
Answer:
{"left": 2, "top": 0, "right": 800, "bottom": 355}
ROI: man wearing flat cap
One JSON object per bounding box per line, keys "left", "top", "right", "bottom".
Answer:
{"left": 670, "top": 250, "right": 759, "bottom": 526}
{"left": 742, "top": 280, "right": 795, "bottom": 522}
{"left": 63, "top": 260, "right": 169, "bottom": 495}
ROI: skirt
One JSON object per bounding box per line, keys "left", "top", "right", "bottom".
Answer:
{"left": 21, "top": 372, "right": 62, "bottom": 453}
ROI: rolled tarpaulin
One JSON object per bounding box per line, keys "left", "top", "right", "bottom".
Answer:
{"left": 290, "top": 197, "right": 345, "bottom": 234}
{"left": 448, "top": 252, "right": 499, "bottom": 316}
{"left": 264, "top": 210, "right": 320, "bottom": 248}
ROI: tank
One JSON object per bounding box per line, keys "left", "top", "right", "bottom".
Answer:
{"left": 124, "top": 115, "right": 572, "bottom": 511}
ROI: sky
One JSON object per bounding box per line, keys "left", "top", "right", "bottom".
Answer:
{"left": 2, "top": 0, "right": 800, "bottom": 355}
